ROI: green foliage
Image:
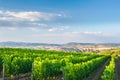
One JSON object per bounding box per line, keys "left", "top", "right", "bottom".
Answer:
{"left": 0, "top": 55, "right": 3, "bottom": 71}
{"left": 0, "top": 48, "right": 110, "bottom": 80}
{"left": 64, "top": 56, "right": 108, "bottom": 80}
{"left": 101, "top": 57, "right": 115, "bottom": 80}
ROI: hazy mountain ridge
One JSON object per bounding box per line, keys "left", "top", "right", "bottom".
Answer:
{"left": 0, "top": 41, "right": 62, "bottom": 47}
{"left": 0, "top": 41, "right": 120, "bottom": 52}
{"left": 65, "top": 42, "right": 120, "bottom": 47}
{"left": 1, "top": 41, "right": 120, "bottom": 47}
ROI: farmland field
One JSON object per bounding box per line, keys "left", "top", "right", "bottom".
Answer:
{"left": 0, "top": 48, "right": 119, "bottom": 80}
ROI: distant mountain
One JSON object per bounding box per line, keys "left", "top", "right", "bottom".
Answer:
{"left": 1, "top": 41, "right": 120, "bottom": 47}
{"left": 64, "top": 42, "right": 120, "bottom": 47}
{"left": 64, "top": 42, "right": 96, "bottom": 46}
{"left": 0, "top": 41, "right": 62, "bottom": 47}
{"left": 1, "top": 41, "right": 120, "bottom": 52}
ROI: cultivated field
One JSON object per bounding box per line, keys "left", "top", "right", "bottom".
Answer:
{"left": 0, "top": 48, "right": 119, "bottom": 80}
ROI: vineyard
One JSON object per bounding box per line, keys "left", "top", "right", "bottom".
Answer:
{"left": 0, "top": 48, "right": 120, "bottom": 80}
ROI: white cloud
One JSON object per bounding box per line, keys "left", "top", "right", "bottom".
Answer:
{"left": 32, "top": 23, "right": 47, "bottom": 27}
{"left": 48, "top": 26, "right": 69, "bottom": 32}
{"left": 0, "top": 10, "right": 64, "bottom": 22}
{"left": 31, "top": 32, "right": 103, "bottom": 43}
{"left": 6, "top": 27, "right": 16, "bottom": 30}
{"left": 48, "top": 28, "right": 57, "bottom": 32}
{"left": 0, "top": 32, "right": 3, "bottom": 35}
{"left": 29, "top": 27, "right": 40, "bottom": 32}
{"left": 60, "top": 26, "right": 69, "bottom": 30}
{"left": 83, "top": 31, "right": 102, "bottom": 35}
{"left": 0, "top": 10, "right": 67, "bottom": 32}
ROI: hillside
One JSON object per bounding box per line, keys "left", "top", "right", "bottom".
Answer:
{"left": 0, "top": 41, "right": 120, "bottom": 52}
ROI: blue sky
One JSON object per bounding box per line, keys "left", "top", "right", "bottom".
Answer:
{"left": 0, "top": 0, "right": 120, "bottom": 44}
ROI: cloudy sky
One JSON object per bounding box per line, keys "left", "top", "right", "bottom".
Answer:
{"left": 0, "top": 0, "right": 120, "bottom": 44}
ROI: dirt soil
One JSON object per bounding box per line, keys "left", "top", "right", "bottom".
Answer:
{"left": 115, "top": 57, "right": 120, "bottom": 80}
{"left": 85, "top": 58, "right": 110, "bottom": 80}
{"left": 0, "top": 71, "right": 2, "bottom": 80}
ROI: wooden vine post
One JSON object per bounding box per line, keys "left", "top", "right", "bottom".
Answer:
{"left": 3, "top": 60, "right": 6, "bottom": 80}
